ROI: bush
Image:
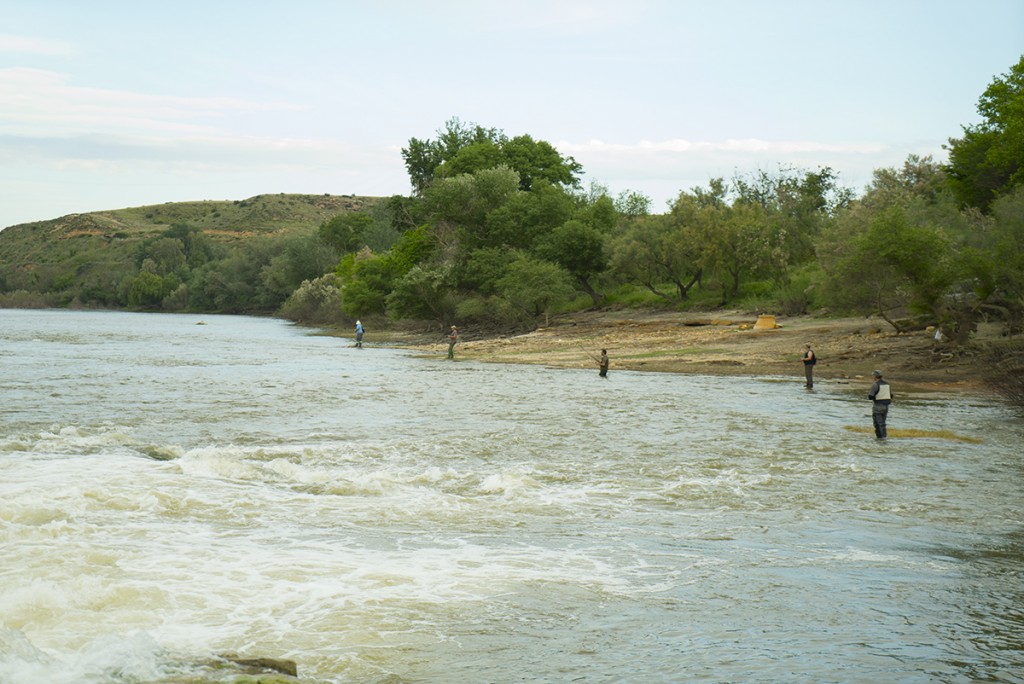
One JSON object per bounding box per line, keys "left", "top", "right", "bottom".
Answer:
{"left": 162, "top": 283, "right": 190, "bottom": 311}
{"left": 0, "top": 290, "right": 54, "bottom": 308}
{"left": 604, "top": 284, "right": 675, "bottom": 309}
{"left": 455, "top": 294, "right": 531, "bottom": 332}
{"left": 279, "top": 275, "right": 344, "bottom": 324}
{"left": 983, "top": 343, "right": 1024, "bottom": 418}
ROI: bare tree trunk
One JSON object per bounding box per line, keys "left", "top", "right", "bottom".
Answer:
{"left": 577, "top": 276, "right": 604, "bottom": 307}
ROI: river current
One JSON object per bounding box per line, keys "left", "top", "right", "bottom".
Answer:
{"left": 1, "top": 309, "right": 1022, "bottom": 683}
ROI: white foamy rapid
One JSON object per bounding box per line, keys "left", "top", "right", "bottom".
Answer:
{"left": 2, "top": 310, "right": 1022, "bottom": 683}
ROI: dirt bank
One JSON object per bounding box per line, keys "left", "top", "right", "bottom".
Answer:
{"left": 392, "top": 310, "right": 1005, "bottom": 395}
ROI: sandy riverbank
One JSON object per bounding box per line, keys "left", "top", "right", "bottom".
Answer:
{"left": 387, "top": 310, "right": 1005, "bottom": 395}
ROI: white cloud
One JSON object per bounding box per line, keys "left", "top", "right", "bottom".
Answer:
{"left": 0, "top": 67, "right": 304, "bottom": 138}
{"left": 559, "top": 135, "right": 946, "bottom": 207}
{"left": 0, "top": 130, "right": 396, "bottom": 174}
{"left": 559, "top": 138, "right": 888, "bottom": 156}
{"left": 0, "top": 33, "right": 74, "bottom": 56}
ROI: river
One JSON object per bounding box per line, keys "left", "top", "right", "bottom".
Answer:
{"left": 1, "top": 309, "right": 1021, "bottom": 683}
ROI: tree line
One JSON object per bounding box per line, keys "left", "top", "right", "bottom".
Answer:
{"left": 3, "top": 58, "right": 1022, "bottom": 350}
{"left": 284, "top": 57, "right": 1023, "bottom": 346}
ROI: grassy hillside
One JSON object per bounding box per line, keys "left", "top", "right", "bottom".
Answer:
{"left": 0, "top": 192, "right": 376, "bottom": 254}
{"left": 0, "top": 193, "right": 379, "bottom": 310}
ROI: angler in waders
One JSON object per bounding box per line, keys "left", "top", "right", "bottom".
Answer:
{"left": 599, "top": 349, "right": 609, "bottom": 378}
{"left": 447, "top": 325, "right": 459, "bottom": 360}
{"left": 868, "top": 370, "right": 892, "bottom": 439}
{"left": 802, "top": 343, "right": 816, "bottom": 387}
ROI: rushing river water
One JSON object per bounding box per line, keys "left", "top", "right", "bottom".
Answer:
{"left": 1, "top": 309, "right": 1022, "bottom": 684}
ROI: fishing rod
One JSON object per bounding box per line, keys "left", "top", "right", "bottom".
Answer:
{"left": 571, "top": 337, "right": 605, "bottom": 364}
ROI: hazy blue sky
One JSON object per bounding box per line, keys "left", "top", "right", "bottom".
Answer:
{"left": 1, "top": 0, "right": 1022, "bottom": 228}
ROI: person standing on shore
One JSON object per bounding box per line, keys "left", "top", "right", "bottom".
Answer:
{"left": 868, "top": 370, "right": 892, "bottom": 439}
{"left": 599, "top": 349, "right": 609, "bottom": 378}
{"left": 447, "top": 325, "right": 459, "bottom": 360}
{"left": 801, "top": 343, "right": 816, "bottom": 387}
{"left": 355, "top": 320, "right": 364, "bottom": 348}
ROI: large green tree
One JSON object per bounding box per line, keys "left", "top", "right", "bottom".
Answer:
{"left": 403, "top": 118, "right": 582, "bottom": 194}
{"left": 732, "top": 166, "right": 852, "bottom": 280}
{"left": 537, "top": 219, "right": 608, "bottom": 306}
{"left": 818, "top": 155, "right": 1001, "bottom": 341}
{"left": 402, "top": 118, "right": 504, "bottom": 193}
{"left": 496, "top": 253, "right": 574, "bottom": 325}
{"left": 609, "top": 212, "right": 703, "bottom": 303}
{"left": 946, "top": 56, "right": 1024, "bottom": 212}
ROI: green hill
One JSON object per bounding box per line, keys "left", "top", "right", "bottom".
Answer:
{"left": 0, "top": 193, "right": 379, "bottom": 311}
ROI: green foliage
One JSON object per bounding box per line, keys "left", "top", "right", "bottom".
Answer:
{"left": 403, "top": 117, "right": 582, "bottom": 194}
{"left": 946, "top": 56, "right": 1024, "bottom": 211}
{"left": 603, "top": 283, "right": 676, "bottom": 309}
{"left": 319, "top": 212, "right": 373, "bottom": 253}
{"left": 5, "top": 86, "right": 1022, "bottom": 346}
{"left": 731, "top": 166, "right": 852, "bottom": 278}
{"left": 609, "top": 213, "right": 702, "bottom": 303}
{"left": 141, "top": 237, "right": 187, "bottom": 276}
{"left": 990, "top": 187, "right": 1024, "bottom": 299}
{"left": 384, "top": 225, "right": 436, "bottom": 274}
{"left": 536, "top": 219, "right": 608, "bottom": 306}
{"left": 697, "top": 197, "right": 771, "bottom": 304}
{"left": 455, "top": 293, "right": 529, "bottom": 331}
{"left": 813, "top": 153, "right": 1018, "bottom": 341}
{"left": 458, "top": 247, "right": 516, "bottom": 294}
{"left": 386, "top": 264, "right": 457, "bottom": 323}
{"left": 482, "top": 180, "right": 575, "bottom": 250}
{"left": 162, "top": 283, "right": 189, "bottom": 310}
{"left": 771, "top": 264, "right": 824, "bottom": 315}
{"left": 402, "top": 118, "right": 506, "bottom": 193}
{"left": 436, "top": 141, "right": 506, "bottom": 179}
{"left": 340, "top": 255, "right": 393, "bottom": 319}
{"left": 496, "top": 253, "right": 574, "bottom": 324}
{"left": 279, "top": 274, "right": 344, "bottom": 324}
{"left": 614, "top": 190, "right": 653, "bottom": 218}
{"left": 260, "top": 234, "right": 340, "bottom": 307}
{"left": 577, "top": 194, "right": 618, "bottom": 233}
{"left": 127, "top": 270, "right": 177, "bottom": 308}
{"left": 425, "top": 166, "right": 521, "bottom": 232}
{"left": 0, "top": 290, "right": 53, "bottom": 307}
{"left": 869, "top": 207, "right": 956, "bottom": 316}
{"left": 341, "top": 277, "right": 387, "bottom": 319}
{"left": 0, "top": 193, "right": 375, "bottom": 312}
{"left": 498, "top": 134, "right": 583, "bottom": 191}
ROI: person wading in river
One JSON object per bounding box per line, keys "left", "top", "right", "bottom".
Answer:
{"left": 802, "top": 343, "right": 816, "bottom": 388}
{"left": 868, "top": 370, "right": 892, "bottom": 439}
{"left": 447, "top": 325, "right": 459, "bottom": 360}
{"left": 598, "top": 349, "right": 609, "bottom": 378}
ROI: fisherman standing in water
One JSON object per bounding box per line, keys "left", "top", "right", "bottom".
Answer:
{"left": 354, "top": 320, "right": 364, "bottom": 348}
{"left": 598, "top": 349, "right": 609, "bottom": 378}
{"left": 868, "top": 370, "right": 892, "bottom": 439}
{"left": 802, "top": 343, "right": 816, "bottom": 387}
{"left": 447, "top": 325, "right": 459, "bottom": 360}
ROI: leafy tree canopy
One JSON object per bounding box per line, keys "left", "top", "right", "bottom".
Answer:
{"left": 946, "top": 56, "right": 1024, "bottom": 211}
{"left": 403, "top": 117, "right": 582, "bottom": 193}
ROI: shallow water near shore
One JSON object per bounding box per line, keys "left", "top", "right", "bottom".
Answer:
{"left": 2, "top": 309, "right": 1022, "bottom": 683}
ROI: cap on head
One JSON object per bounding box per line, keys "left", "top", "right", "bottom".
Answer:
{"left": 872, "top": 370, "right": 882, "bottom": 377}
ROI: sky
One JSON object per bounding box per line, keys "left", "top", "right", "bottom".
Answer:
{"left": 1, "top": 0, "right": 1022, "bottom": 229}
